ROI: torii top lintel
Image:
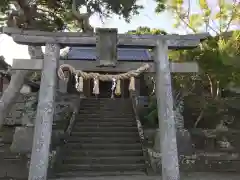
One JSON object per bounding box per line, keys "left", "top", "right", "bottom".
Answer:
{"left": 2, "top": 27, "right": 209, "bottom": 50}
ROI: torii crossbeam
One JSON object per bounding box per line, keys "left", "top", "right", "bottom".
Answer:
{"left": 2, "top": 27, "right": 208, "bottom": 180}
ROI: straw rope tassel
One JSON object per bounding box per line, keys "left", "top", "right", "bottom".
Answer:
{"left": 79, "top": 76, "right": 84, "bottom": 92}
{"left": 115, "top": 79, "right": 121, "bottom": 96}
{"left": 93, "top": 78, "right": 99, "bottom": 95}
{"left": 129, "top": 77, "right": 135, "bottom": 91}
{"left": 75, "top": 74, "right": 80, "bottom": 91}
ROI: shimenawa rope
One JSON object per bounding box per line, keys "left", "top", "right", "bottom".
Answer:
{"left": 58, "top": 63, "right": 150, "bottom": 96}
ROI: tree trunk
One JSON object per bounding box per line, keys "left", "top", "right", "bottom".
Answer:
{"left": 0, "top": 46, "right": 43, "bottom": 128}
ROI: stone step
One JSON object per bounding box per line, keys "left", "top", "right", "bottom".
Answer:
{"left": 79, "top": 102, "right": 132, "bottom": 106}
{"left": 70, "top": 131, "right": 139, "bottom": 138}
{"left": 80, "top": 105, "right": 132, "bottom": 107}
{"left": 79, "top": 106, "right": 132, "bottom": 109}
{"left": 77, "top": 116, "right": 134, "bottom": 120}
{"left": 64, "top": 149, "right": 143, "bottom": 157}
{"left": 63, "top": 156, "right": 145, "bottom": 164}
{"left": 67, "top": 136, "right": 141, "bottom": 143}
{"left": 54, "top": 170, "right": 145, "bottom": 178}
{"left": 72, "top": 126, "right": 138, "bottom": 133}
{"left": 79, "top": 106, "right": 132, "bottom": 110}
{"left": 78, "top": 110, "right": 133, "bottom": 115}
{"left": 77, "top": 113, "right": 133, "bottom": 116}
{"left": 78, "top": 110, "right": 133, "bottom": 114}
{"left": 58, "top": 163, "right": 145, "bottom": 172}
{"left": 75, "top": 118, "right": 135, "bottom": 123}
{"left": 81, "top": 98, "right": 131, "bottom": 102}
{"left": 80, "top": 102, "right": 132, "bottom": 109}
{"left": 65, "top": 143, "right": 142, "bottom": 150}
{"left": 75, "top": 121, "right": 136, "bottom": 127}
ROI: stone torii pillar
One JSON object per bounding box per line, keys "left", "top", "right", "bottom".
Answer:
{"left": 154, "top": 39, "right": 179, "bottom": 180}
{"left": 28, "top": 44, "right": 60, "bottom": 180}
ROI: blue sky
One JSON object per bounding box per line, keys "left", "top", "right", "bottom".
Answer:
{"left": 91, "top": 0, "right": 176, "bottom": 33}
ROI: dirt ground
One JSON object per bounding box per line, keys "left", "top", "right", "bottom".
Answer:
{"left": 53, "top": 172, "right": 240, "bottom": 180}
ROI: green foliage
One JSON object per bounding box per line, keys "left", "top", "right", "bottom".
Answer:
{"left": 127, "top": 26, "right": 167, "bottom": 35}
{"left": 129, "top": 26, "right": 240, "bottom": 128}
{"left": 155, "top": 0, "right": 167, "bottom": 13}
{"left": 170, "top": 34, "right": 240, "bottom": 98}
{"left": 218, "top": 31, "right": 240, "bottom": 67}
{"left": 155, "top": 0, "right": 240, "bottom": 34}
{"left": 0, "top": 0, "right": 143, "bottom": 31}
{"left": 28, "top": 72, "right": 41, "bottom": 82}
{"left": 139, "top": 96, "right": 158, "bottom": 127}
{"left": 154, "top": 0, "right": 240, "bottom": 96}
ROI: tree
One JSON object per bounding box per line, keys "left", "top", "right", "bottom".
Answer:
{"left": 154, "top": 0, "right": 240, "bottom": 98}
{"left": 154, "top": 0, "right": 240, "bottom": 128}
{"left": 155, "top": 0, "right": 239, "bottom": 35}
{"left": 127, "top": 26, "right": 167, "bottom": 35}
{"left": 0, "top": 0, "right": 143, "bottom": 128}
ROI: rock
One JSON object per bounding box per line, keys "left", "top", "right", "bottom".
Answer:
{"left": 176, "top": 129, "right": 193, "bottom": 155}
{"left": 0, "top": 127, "right": 15, "bottom": 144}
{"left": 4, "top": 111, "right": 23, "bottom": 125}
{"left": 144, "top": 128, "right": 156, "bottom": 146}
{"left": 21, "top": 114, "right": 34, "bottom": 126}
{"left": 147, "top": 148, "right": 162, "bottom": 174}
{"left": 10, "top": 127, "right": 34, "bottom": 153}
{"left": 0, "top": 158, "right": 28, "bottom": 179}
{"left": 52, "top": 130, "right": 65, "bottom": 146}
{"left": 153, "top": 129, "right": 161, "bottom": 153}
{"left": 152, "top": 128, "right": 193, "bottom": 155}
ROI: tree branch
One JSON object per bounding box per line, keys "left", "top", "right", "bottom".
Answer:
{"left": 187, "top": 0, "right": 191, "bottom": 18}
{"left": 72, "top": 0, "right": 93, "bottom": 32}
{"left": 175, "top": 11, "right": 197, "bottom": 33}
{"left": 225, "top": 0, "right": 237, "bottom": 32}
{"left": 194, "top": 108, "right": 204, "bottom": 128}
{"left": 208, "top": 24, "right": 220, "bottom": 35}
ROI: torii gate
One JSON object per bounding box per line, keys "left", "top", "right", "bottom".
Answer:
{"left": 3, "top": 27, "right": 208, "bottom": 180}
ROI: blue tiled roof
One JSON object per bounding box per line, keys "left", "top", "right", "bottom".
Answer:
{"left": 66, "top": 47, "right": 152, "bottom": 61}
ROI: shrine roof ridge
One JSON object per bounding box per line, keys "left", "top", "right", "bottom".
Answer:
{"left": 65, "top": 47, "right": 152, "bottom": 61}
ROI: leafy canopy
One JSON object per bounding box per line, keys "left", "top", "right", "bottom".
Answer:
{"left": 0, "top": 0, "right": 143, "bottom": 31}
{"left": 155, "top": 0, "right": 240, "bottom": 34}
{"left": 127, "top": 26, "right": 167, "bottom": 35}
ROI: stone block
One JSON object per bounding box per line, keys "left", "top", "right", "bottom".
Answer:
{"left": 11, "top": 102, "right": 25, "bottom": 111}
{"left": 177, "top": 129, "right": 194, "bottom": 155}
{"left": 153, "top": 129, "right": 161, "bottom": 153}
{"left": 51, "top": 130, "right": 65, "bottom": 146}
{"left": 144, "top": 128, "right": 156, "bottom": 146}
{"left": 0, "top": 158, "right": 28, "bottom": 179}
{"left": 4, "top": 111, "right": 23, "bottom": 125}
{"left": 21, "top": 114, "right": 34, "bottom": 126}
{"left": 0, "top": 127, "right": 15, "bottom": 143}
{"left": 10, "top": 127, "right": 34, "bottom": 153}
{"left": 147, "top": 148, "right": 162, "bottom": 174}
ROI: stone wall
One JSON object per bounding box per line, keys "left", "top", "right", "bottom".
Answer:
{"left": 0, "top": 92, "right": 79, "bottom": 179}
{"left": 144, "top": 127, "right": 240, "bottom": 175}
{"left": 3, "top": 93, "right": 38, "bottom": 126}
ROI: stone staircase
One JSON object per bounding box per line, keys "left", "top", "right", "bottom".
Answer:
{"left": 54, "top": 98, "right": 146, "bottom": 178}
